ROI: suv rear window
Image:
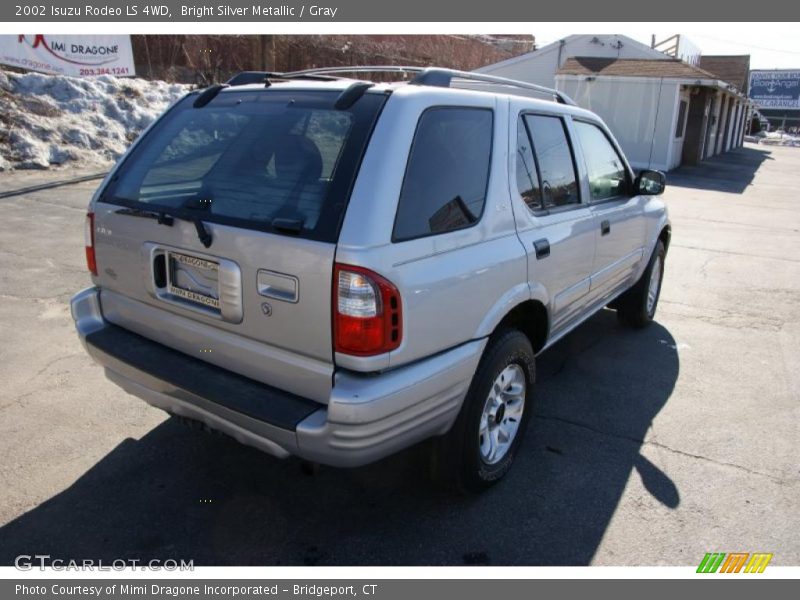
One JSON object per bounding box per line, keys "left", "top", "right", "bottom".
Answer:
{"left": 393, "top": 107, "right": 493, "bottom": 242}
{"left": 101, "top": 89, "right": 386, "bottom": 242}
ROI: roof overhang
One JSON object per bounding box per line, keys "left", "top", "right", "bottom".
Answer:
{"left": 555, "top": 73, "right": 748, "bottom": 99}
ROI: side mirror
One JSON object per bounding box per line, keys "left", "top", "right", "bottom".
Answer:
{"left": 635, "top": 170, "right": 666, "bottom": 195}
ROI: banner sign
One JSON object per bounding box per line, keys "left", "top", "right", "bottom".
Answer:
{"left": 749, "top": 70, "right": 800, "bottom": 110}
{"left": 0, "top": 34, "right": 135, "bottom": 77}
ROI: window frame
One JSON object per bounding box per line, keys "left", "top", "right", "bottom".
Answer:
{"left": 571, "top": 117, "right": 635, "bottom": 205}
{"left": 514, "top": 114, "right": 544, "bottom": 213}
{"left": 515, "top": 111, "right": 585, "bottom": 217}
{"left": 391, "top": 105, "right": 495, "bottom": 244}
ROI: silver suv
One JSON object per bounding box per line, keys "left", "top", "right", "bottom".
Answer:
{"left": 71, "top": 66, "right": 670, "bottom": 491}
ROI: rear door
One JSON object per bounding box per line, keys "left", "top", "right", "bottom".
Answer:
{"left": 510, "top": 104, "right": 596, "bottom": 336}
{"left": 90, "top": 88, "right": 386, "bottom": 402}
{"left": 570, "top": 119, "right": 646, "bottom": 304}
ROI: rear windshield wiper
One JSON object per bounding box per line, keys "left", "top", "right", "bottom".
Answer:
{"left": 114, "top": 207, "right": 174, "bottom": 226}
{"left": 114, "top": 199, "right": 213, "bottom": 249}
{"left": 179, "top": 196, "right": 214, "bottom": 248}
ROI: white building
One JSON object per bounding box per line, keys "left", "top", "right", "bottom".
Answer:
{"left": 476, "top": 34, "right": 751, "bottom": 171}
{"left": 556, "top": 57, "right": 749, "bottom": 171}
{"left": 475, "top": 34, "right": 669, "bottom": 88}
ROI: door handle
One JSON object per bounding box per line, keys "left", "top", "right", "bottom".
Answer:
{"left": 601, "top": 220, "right": 611, "bottom": 236}
{"left": 533, "top": 238, "right": 550, "bottom": 259}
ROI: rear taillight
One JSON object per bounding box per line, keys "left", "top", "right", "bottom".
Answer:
{"left": 85, "top": 212, "right": 97, "bottom": 276}
{"left": 333, "top": 264, "right": 402, "bottom": 356}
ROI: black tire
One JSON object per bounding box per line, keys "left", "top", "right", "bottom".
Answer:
{"left": 431, "top": 329, "right": 535, "bottom": 493}
{"left": 616, "top": 240, "right": 666, "bottom": 329}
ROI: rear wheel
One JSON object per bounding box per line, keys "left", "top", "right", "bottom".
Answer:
{"left": 431, "top": 329, "right": 535, "bottom": 493}
{"left": 616, "top": 240, "right": 666, "bottom": 328}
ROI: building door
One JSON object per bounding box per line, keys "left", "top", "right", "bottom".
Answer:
{"left": 670, "top": 89, "right": 690, "bottom": 170}
{"left": 682, "top": 88, "right": 711, "bottom": 166}
{"left": 723, "top": 100, "right": 736, "bottom": 152}
{"left": 715, "top": 95, "right": 729, "bottom": 155}
{"left": 704, "top": 92, "right": 721, "bottom": 159}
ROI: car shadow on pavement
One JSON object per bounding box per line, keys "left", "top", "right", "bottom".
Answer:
{"left": 669, "top": 145, "right": 773, "bottom": 194}
{"left": 0, "top": 310, "right": 679, "bottom": 566}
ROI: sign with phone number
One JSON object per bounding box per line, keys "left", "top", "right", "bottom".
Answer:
{"left": 749, "top": 70, "right": 800, "bottom": 109}
{"left": 0, "top": 34, "right": 135, "bottom": 78}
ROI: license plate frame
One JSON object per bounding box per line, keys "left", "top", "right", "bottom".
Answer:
{"left": 165, "top": 251, "right": 221, "bottom": 310}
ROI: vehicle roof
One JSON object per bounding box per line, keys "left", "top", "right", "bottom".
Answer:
{"left": 214, "top": 78, "right": 600, "bottom": 120}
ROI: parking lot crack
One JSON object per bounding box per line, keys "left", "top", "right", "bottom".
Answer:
{"left": 25, "top": 353, "right": 84, "bottom": 384}
{"left": 536, "top": 413, "right": 794, "bottom": 484}
{"left": 670, "top": 244, "right": 800, "bottom": 264}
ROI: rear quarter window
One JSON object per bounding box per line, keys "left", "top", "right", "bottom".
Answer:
{"left": 393, "top": 107, "right": 493, "bottom": 242}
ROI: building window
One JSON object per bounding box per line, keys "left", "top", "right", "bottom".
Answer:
{"left": 676, "top": 100, "right": 688, "bottom": 139}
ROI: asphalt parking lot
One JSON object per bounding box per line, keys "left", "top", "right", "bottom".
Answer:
{"left": 0, "top": 144, "right": 798, "bottom": 566}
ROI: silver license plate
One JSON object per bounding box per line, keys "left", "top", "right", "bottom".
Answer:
{"left": 166, "top": 251, "right": 220, "bottom": 310}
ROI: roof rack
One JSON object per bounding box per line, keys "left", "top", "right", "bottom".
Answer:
{"left": 225, "top": 71, "right": 339, "bottom": 86}
{"left": 221, "top": 66, "right": 577, "bottom": 106}
{"left": 280, "top": 65, "right": 577, "bottom": 105}
{"left": 413, "top": 67, "right": 577, "bottom": 105}
{"left": 282, "top": 65, "right": 425, "bottom": 79}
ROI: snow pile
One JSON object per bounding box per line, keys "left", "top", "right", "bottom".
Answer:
{"left": 747, "top": 130, "right": 800, "bottom": 147}
{"left": 0, "top": 68, "right": 189, "bottom": 171}
{"left": 760, "top": 131, "right": 800, "bottom": 147}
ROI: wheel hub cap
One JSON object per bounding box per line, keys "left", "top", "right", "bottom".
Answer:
{"left": 479, "top": 364, "right": 526, "bottom": 465}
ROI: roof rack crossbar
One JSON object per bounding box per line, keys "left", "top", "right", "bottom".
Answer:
{"left": 226, "top": 71, "right": 283, "bottom": 86}
{"left": 226, "top": 71, "right": 341, "bottom": 86}
{"left": 193, "top": 84, "right": 229, "bottom": 108}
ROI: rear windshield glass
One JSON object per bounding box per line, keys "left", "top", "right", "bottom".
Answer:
{"left": 101, "top": 89, "right": 386, "bottom": 242}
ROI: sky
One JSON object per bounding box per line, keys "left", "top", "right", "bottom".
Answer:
{"left": 531, "top": 24, "right": 800, "bottom": 70}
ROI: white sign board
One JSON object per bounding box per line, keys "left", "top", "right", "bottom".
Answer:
{"left": 676, "top": 36, "right": 701, "bottom": 67}
{"left": 0, "top": 34, "right": 135, "bottom": 77}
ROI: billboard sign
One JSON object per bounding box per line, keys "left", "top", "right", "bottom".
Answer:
{"left": 0, "top": 34, "right": 135, "bottom": 77}
{"left": 749, "top": 70, "right": 800, "bottom": 109}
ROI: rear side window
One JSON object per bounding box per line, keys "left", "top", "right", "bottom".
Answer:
{"left": 573, "top": 121, "right": 629, "bottom": 201}
{"left": 515, "top": 117, "right": 541, "bottom": 210}
{"left": 393, "top": 107, "right": 493, "bottom": 242}
{"left": 103, "top": 90, "right": 386, "bottom": 242}
{"left": 524, "top": 114, "right": 580, "bottom": 210}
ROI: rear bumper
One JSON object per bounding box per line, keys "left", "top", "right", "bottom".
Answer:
{"left": 71, "top": 287, "right": 485, "bottom": 467}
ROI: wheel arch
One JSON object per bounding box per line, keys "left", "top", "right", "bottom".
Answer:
{"left": 493, "top": 299, "right": 549, "bottom": 355}
{"left": 658, "top": 223, "right": 672, "bottom": 254}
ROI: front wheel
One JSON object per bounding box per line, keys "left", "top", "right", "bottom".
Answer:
{"left": 431, "top": 329, "right": 535, "bottom": 493}
{"left": 616, "top": 240, "right": 666, "bottom": 328}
